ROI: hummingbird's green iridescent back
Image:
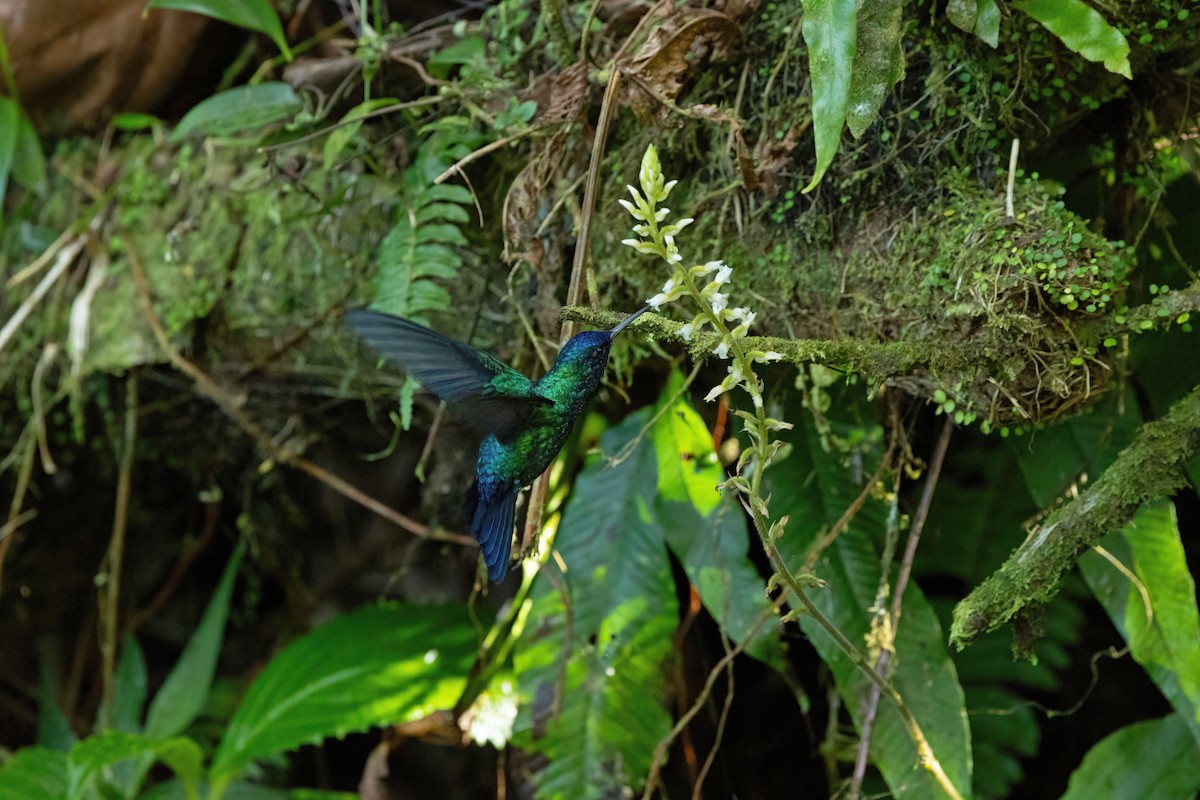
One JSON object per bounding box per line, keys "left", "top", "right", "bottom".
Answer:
{"left": 347, "top": 308, "right": 647, "bottom": 582}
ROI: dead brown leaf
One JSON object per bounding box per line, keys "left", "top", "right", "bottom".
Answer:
{"left": 619, "top": 7, "right": 740, "bottom": 121}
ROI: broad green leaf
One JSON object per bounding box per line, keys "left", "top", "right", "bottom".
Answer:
{"left": 845, "top": 0, "right": 904, "bottom": 138}
{"left": 973, "top": 0, "right": 1001, "bottom": 47}
{"left": 170, "top": 82, "right": 301, "bottom": 143}
{"left": 650, "top": 370, "right": 785, "bottom": 668}
{"left": 1061, "top": 713, "right": 1200, "bottom": 800}
{"left": 11, "top": 109, "right": 46, "bottom": 195}
{"left": 67, "top": 731, "right": 202, "bottom": 800}
{"left": 0, "top": 747, "right": 69, "bottom": 800}
{"left": 0, "top": 97, "right": 18, "bottom": 211}
{"left": 946, "top": 0, "right": 978, "bottom": 33}
{"left": 147, "top": 0, "right": 293, "bottom": 60}
{"left": 1080, "top": 502, "right": 1200, "bottom": 744}
{"left": 322, "top": 98, "right": 398, "bottom": 169}
{"left": 210, "top": 603, "right": 478, "bottom": 781}
{"left": 427, "top": 36, "right": 487, "bottom": 78}
{"left": 514, "top": 411, "right": 677, "bottom": 799}
{"left": 1013, "top": 0, "right": 1131, "bottom": 79}
{"left": 144, "top": 546, "right": 243, "bottom": 738}
{"left": 767, "top": 415, "right": 972, "bottom": 799}
{"left": 800, "top": 0, "right": 857, "bottom": 192}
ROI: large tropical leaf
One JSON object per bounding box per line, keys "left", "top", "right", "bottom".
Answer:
{"left": 650, "top": 370, "right": 785, "bottom": 668}
{"left": 766, "top": 415, "right": 972, "bottom": 799}
{"left": 800, "top": 0, "right": 857, "bottom": 191}
{"left": 513, "top": 410, "right": 677, "bottom": 799}
{"left": 147, "top": 0, "right": 292, "bottom": 60}
{"left": 210, "top": 603, "right": 478, "bottom": 784}
{"left": 1079, "top": 502, "right": 1200, "bottom": 745}
{"left": 1012, "top": 0, "right": 1131, "bottom": 79}
{"left": 845, "top": 0, "right": 905, "bottom": 138}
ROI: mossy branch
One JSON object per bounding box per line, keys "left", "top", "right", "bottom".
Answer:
{"left": 563, "top": 305, "right": 983, "bottom": 379}
{"left": 950, "top": 381, "right": 1200, "bottom": 649}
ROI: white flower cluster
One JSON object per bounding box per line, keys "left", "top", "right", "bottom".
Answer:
{"left": 619, "top": 147, "right": 785, "bottom": 406}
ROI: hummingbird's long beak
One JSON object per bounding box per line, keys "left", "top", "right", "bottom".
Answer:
{"left": 609, "top": 304, "right": 652, "bottom": 338}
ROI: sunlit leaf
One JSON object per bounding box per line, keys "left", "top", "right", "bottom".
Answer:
{"left": 1061, "top": 713, "right": 1200, "bottom": 799}
{"left": 846, "top": 0, "right": 905, "bottom": 138}
{"left": 650, "top": 370, "right": 786, "bottom": 668}
{"left": 801, "top": 0, "right": 857, "bottom": 192}
{"left": 112, "top": 113, "right": 165, "bottom": 132}
{"left": 0, "top": 747, "right": 69, "bottom": 800}
{"left": 210, "top": 603, "right": 477, "bottom": 782}
{"left": 147, "top": 0, "right": 293, "bottom": 60}
{"left": 1080, "top": 502, "right": 1200, "bottom": 744}
{"left": 514, "top": 410, "right": 676, "bottom": 799}
{"left": 1013, "top": 0, "right": 1131, "bottom": 79}
{"left": 170, "top": 82, "right": 301, "bottom": 143}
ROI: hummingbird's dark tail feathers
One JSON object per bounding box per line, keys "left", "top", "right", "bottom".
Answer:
{"left": 467, "top": 485, "right": 517, "bottom": 582}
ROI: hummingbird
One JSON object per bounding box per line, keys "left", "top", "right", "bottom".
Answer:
{"left": 347, "top": 306, "right": 650, "bottom": 582}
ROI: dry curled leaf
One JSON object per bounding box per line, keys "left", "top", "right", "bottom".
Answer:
{"left": 620, "top": 8, "right": 740, "bottom": 120}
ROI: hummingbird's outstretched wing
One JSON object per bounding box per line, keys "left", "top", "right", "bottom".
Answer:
{"left": 347, "top": 309, "right": 552, "bottom": 440}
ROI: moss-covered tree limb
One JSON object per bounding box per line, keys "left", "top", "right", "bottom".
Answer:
{"left": 563, "top": 305, "right": 986, "bottom": 380}
{"left": 950, "top": 382, "right": 1200, "bottom": 649}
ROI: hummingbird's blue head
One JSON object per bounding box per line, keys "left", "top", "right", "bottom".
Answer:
{"left": 552, "top": 306, "right": 649, "bottom": 371}
{"left": 556, "top": 330, "right": 614, "bottom": 368}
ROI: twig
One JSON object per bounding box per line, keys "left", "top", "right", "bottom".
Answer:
{"left": 849, "top": 417, "right": 953, "bottom": 800}
{"left": 641, "top": 608, "right": 777, "bottom": 799}
{"left": 692, "top": 635, "right": 736, "bottom": 800}
{"left": 0, "top": 236, "right": 86, "bottom": 354}
{"left": 0, "top": 431, "right": 37, "bottom": 594}
{"left": 124, "top": 237, "right": 474, "bottom": 547}
{"left": 99, "top": 373, "right": 138, "bottom": 730}
{"left": 433, "top": 130, "right": 533, "bottom": 185}
{"left": 6, "top": 226, "right": 80, "bottom": 288}
{"left": 127, "top": 500, "right": 221, "bottom": 632}
{"left": 257, "top": 96, "right": 443, "bottom": 152}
